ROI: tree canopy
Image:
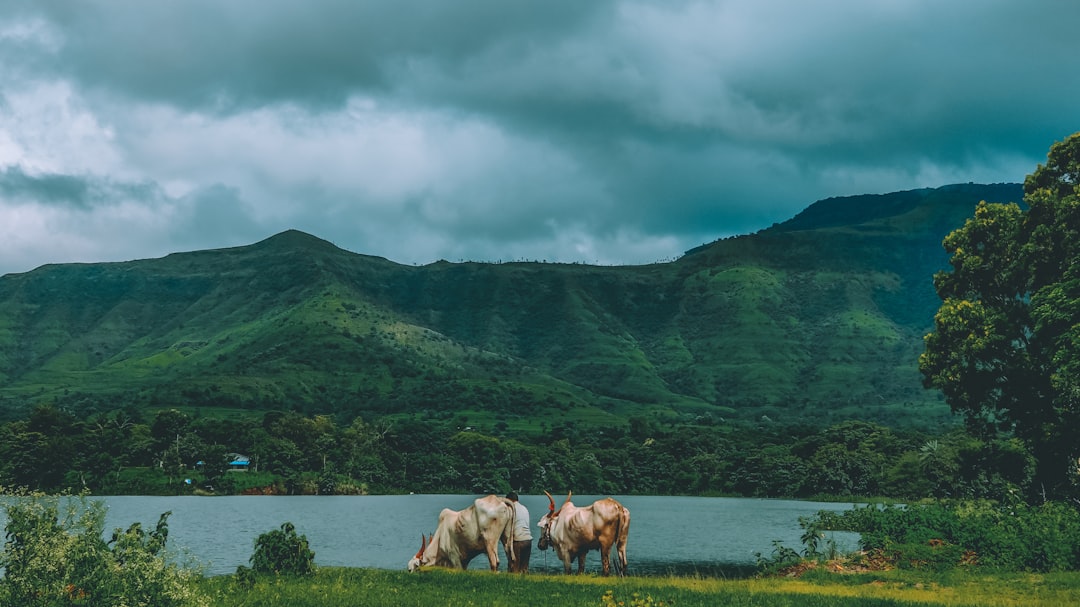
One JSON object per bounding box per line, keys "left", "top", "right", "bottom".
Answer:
{"left": 920, "top": 132, "right": 1080, "bottom": 501}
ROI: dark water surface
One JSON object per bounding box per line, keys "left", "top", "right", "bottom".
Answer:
{"left": 5, "top": 494, "right": 860, "bottom": 576}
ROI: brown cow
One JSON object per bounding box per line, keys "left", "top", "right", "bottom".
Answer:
{"left": 407, "top": 494, "right": 516, "bottom": 572}
{"left": 537, "top": 491, "right": 630, "bottom": 576}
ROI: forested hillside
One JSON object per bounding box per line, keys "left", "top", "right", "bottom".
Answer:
{"left": 0, "top": 182, "right": 1029, "bottom": 496}
{"left": 0, "top": 183, "right": 1021, "bottom": 431}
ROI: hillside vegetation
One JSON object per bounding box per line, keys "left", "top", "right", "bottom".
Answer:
{"left": 0, "top": 183, "right": 1021, "bottom": 431}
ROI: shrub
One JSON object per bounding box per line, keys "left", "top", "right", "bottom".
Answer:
{"left": 890, "top": 539, "right": 965, "bottom": 571}
{"left": 248, "top": 522, "right": 316, "bottom": 575}
{"left": 810, "top": 498, "right": 1080, "bottom": 572}
{"left": 0, "top": 491, "right": 206, "bottom": 607}
{"left": 755, "top": 539, "right": 806, "bottom": 575}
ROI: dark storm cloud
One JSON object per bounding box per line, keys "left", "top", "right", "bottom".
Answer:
{"left": 30, "top": 0, "right": 605, "bottom": 111}
{"left": 1, "top": 1, "right": 1078, "bottom": 275}
{"left": 0, "top": 166, "right": 160, "bottom": 209}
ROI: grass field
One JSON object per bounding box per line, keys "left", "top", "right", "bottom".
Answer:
{"left": 198, "top": 567, "right": 1080, "bottom": 607}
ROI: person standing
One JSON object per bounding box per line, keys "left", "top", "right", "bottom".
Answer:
{"left": 506, "top": 492, "right": 532, "bottom": 573}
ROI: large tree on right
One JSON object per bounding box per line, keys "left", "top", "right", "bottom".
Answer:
{"left": 920, "top": 132, "right": 1080, "bottom": 502}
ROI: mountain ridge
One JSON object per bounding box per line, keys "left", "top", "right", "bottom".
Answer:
{"left": 0, "top": 183, "right": 1024, "bottom": 430}
{"left": 768, "top": 182, "right": 1021, "bottom": 234}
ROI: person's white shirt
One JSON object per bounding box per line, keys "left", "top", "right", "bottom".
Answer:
{"left": 511, "top": 501, "right": 531, "bottom": 541}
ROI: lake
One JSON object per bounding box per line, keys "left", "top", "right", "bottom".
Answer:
{"left": 3, "top": 494, "right": 861, "bottom": 576}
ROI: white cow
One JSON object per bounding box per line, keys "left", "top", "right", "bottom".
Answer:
{"left": 408, "top": 494, "right": 516, "bottom": 572}
{"left": 537, "top": 491, "right": 630, "bottom": 576}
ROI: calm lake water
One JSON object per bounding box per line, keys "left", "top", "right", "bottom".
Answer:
{"left": 3, "top": 495, "right": 861, "bottom": 576}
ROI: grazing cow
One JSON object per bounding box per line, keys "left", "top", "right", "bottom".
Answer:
{"left": 407, "top": 494, "right": 516, "bottom": 572}
{"left": 537, "top": 491, "right": 630, "bottom": 576}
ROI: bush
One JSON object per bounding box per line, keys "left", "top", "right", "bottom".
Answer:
{"left": 248, "top": 522, "right": 315, "bottom": 575}
{"left": 0, "top": 491, "right": 206, "bottom": 607}
{"left": 755, "top": 540, "right": 806, "bottom": 575}
{"left": 811, "top": 498, "right": 1080, "bottom": 572}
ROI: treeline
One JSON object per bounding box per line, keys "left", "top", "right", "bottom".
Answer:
{"left": 0, "top": 404, "right": 1034, "bottom": 500}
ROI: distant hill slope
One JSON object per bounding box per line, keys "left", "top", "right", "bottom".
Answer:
{"left": 0, "top": 183, "right": 1023, "bottom": 429}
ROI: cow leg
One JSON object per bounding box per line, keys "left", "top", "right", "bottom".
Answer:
{"left": 599, "top": 544, "right": 612, "bottom": 576}
{"left": 485, "top": 542, "right": 500, "bottom": 572}
{"left": 577, "top": 550, "right": 587, "bottom": 575}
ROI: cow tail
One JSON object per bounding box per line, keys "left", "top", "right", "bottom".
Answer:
{"left": 504, "top": 498, "right": 516, "bottom": 567}
{"left": 614, "top": 505, "right": 630, "bottom": 576}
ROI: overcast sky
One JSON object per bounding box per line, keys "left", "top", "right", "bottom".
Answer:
{"left": 1, "top": 1, "right": 1077, "bottom": 275}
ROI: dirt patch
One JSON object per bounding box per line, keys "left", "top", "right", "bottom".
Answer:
{"left": 774, "top": 551, "right": 895, "bottom": 578}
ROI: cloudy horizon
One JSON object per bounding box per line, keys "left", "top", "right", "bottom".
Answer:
{"left": 1, "top": 1, "right": 1077, "bottom": 275}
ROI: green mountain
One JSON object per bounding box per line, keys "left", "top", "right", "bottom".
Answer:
{"left": 0, "top": 183, "right": 1023, "bottom": 430}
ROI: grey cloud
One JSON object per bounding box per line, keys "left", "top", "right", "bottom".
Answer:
{"left": 21, "top": 1, "right": 1080, "bottom": 164}
{"left": 29, "top": 0, "right": 606, "bottom": 111}
{"left": 172, "top": 184, "right": 265, "bottom": 250}
{"left": 1, "top": 1, "right": 1079, "bottom": 274}
{"left": 378, "top": 2, "right": 1078, "bottom": 224}
{"left": 0, "top": 166, "right": 161, "bottom": 208}
{"left": 0, "top": 169, "right": 273, "bottom": 275}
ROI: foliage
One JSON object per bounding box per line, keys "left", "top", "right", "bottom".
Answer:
{"left": 921, "top": 132, "right": 1080, "bottom": 501}
{"left": 755, "top": 512, "right": 845, "bottom": 576}
{"left": 754, "top": 539, "right": 806, "bottom": 575}
{"left": 0, "top": 403, "right": 987, "bottom": 500}
{"left": 0, "top": 490, "right": 206, "bottom": 607}
{"left": 811, "top": 498, "right": 1080, "bottom": 572}
{"left": 248, "top": 521, "right": 315, "bottom": 576}
{"left": 0, "top": 185, "right": 1024, "bottom": 435}
{"left": 0, "top": 183, "right": 1038, "bottom": 503}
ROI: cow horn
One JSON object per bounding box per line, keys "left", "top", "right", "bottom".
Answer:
{"left": 414, "top": 534, "right": 426, "bottom": 559}
{"left": 544, "top": 491, "right": 555, "bottom": 513}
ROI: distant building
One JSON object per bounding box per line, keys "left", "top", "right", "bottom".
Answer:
{"left": 227, "top": 453, "right": 251, "bottom": 471}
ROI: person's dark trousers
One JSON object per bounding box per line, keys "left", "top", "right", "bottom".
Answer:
{"left": 510, "top": 540, "right": 532, "bottom": 573}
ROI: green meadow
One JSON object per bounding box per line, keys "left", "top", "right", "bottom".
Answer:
{"left": 199, "top": 567, "right": 1080, "bottom": 607}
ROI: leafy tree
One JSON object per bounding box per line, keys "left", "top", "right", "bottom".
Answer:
{"left": 0, "top": 492, "right": 205, "bottom": 606}
{"left": 731, "top": 449, "right": 807, "bottom": 497}
{"left": 920, "top": 132, "right": 1080, "bottom": 500}
{"left": 806, "top": 442, "right": 881, "bottom": 496}
{"left": 446, "top": 431, "right": 510, "bottom": 493}
{"left": 503, "top": 439, "right": 543, "bottom": 493}
{"left": 27, "top": 404, "right": 79, "bottom": 436}
{"left": 151, "top": 409, "right": 192, "bottom": 448}
{"left": 915, "top": 438, "right": 961, "bottom": 497}
{"left": 198, "top": 443, "right": 230, "bottom": 490}
{"left": 954, "top": 437, "right": 1034, "bottom": 499}
{"left": 248, "top": 522, "right": 315, "bottom": 576}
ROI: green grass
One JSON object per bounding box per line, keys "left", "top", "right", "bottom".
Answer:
{"left": 197, "top": 567, "right": 1080, "bottom": 607}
